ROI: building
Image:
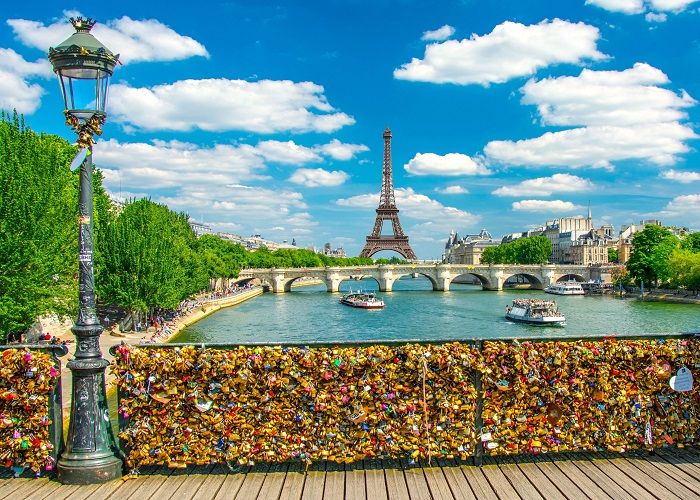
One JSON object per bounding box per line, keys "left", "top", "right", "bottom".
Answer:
{"left": 617, "top": 220, "right": 666, "bottom": 264}
{"left": 567, "top": 230, "right": 611, "bottom": 265}
{"left": 443, "top": 229, "right": 500, "bottom": 264}
{"left": 319, "top": 243, "right": 347, "bottom": 258}
{"left": 190, "top": 222, "right": 213, "bottom": 237}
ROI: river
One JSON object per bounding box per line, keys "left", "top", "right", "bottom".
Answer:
{"left": 174, "top": 277, "right": 699, "bottom": 343}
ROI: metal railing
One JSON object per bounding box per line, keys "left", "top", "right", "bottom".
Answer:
{"left": 110, "top": 332, "right": 699, "bottom": 469}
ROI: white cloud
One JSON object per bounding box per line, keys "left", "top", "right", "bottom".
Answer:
{"left": 645, "top": 11, "right": 669, "bottom": 21}
{"left": 255, "top": 140, "right": 321, "bottom": 164}
{"left": 0, "top": 48, "right": 52, "bottom": 114}
{"left": 660, "top": 169, "right": 700, "bottom": 183}
{"left": 289, "top": 168, "right": 349, "bottom": 187}
{"left": 95, "top": 139, "right": 267, "bottom": 190}
{"left": 586, "top": 0, "right": 645, "bottom": 13}
{"left": 337, "top": 187, "right": 480, "bottom": 237}
{"left": 109, "top": 79, "right": 354, "bottom": 133}
{"left": 586, "top": 0, "right": 698, "bottom": 14}
{"left": 317, "top": 139, "right": 369, "bottom": 161}
{"left": 493, "top": 173, "right": 594, "bottom": 196}
{"left": 648, "top": 0, "right": 699, "bottom": 11}
{"left": 520, "top": 63, "right": 694, "bottom": 127}
{"left": 435, "top": 185, "right": 468, "bottom": 194}
{"left": 512, "top": 200, "right": 582, "bottom": 212}
{"left": 7, "top": 14, "right": 208, "bottom": 64}
{"left": 485, "top": 64, "right": 698, "bottom": 168}
{"left": 404, "top": 152, "right": 490, "bottom": 176}
{"left": 394, "top": 19, "right": 605, "bottom": 86}
{"left": 486, "top": 123, "right": 696, "bottom": 168}
{"left": 421, "top": 25, "right": 455, "bottom": 41}
{"left": 165, "top": 185, "right": 315, "bottom": 237}
{"left": 662, "top": 194, "right": 700, "bottom": 214}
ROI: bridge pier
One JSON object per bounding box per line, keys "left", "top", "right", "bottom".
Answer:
{"left": 485, "top": 269, "right": 505, "bottom": 291}
{"left": 271, "top": 272, "right": 286, "bottom": 293}
{"left": 435, "top": 265, "right": 451, "bottom": 291}
{"left": 378, "top": 268, "right": 395, "bottom": 292}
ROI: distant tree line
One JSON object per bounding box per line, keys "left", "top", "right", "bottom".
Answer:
{"left": 481, "top": 235, "right": 552, "bottom": 265}
{"left": 625, "top": 225, "right": 700, "bottom": 290}
{"left": 0, "top": 114, "right": 404, "bottom": 339}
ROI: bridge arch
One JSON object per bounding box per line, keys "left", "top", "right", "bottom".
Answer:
{"left": 391, "top": 272, "right": 438, "bottom": 291}
{"left": 337, "top": 275, "right": 381, "bottom": 292}
{"left": 502, "top": 272, "right": 544, "bottom": 290}
{"left": 448, "top": 272, "right": 493, "bottom": 291}
{"left": 282, "top": 273, "right": 326, "bottom": 292}
{"left": 557, "top": 273, "right": 586, "bottom": 283}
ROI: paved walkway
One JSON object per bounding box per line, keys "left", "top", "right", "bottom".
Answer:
{"left": 1, "top": 447, "right": 698, "bottom": 499}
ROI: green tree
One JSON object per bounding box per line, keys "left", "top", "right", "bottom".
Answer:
{"left": 97, "top": 199, "right": 207, "bottom": 315}
{"left": 681, "top": 232, "right": 700, "bottom": 253}
{"left": 626, "top": 225, "right": 679, "bottom": 286}
{"left": 0, "top": 112, "right": 116, "bottom": 339}
{"left": 481, "top": 236, "right": 551, "bottom": 265}
{"left": 608, "top": 247, "right": 619, "bottom": 263}
{"left": 668, "top": 249, "right": 700, "bottom": 291}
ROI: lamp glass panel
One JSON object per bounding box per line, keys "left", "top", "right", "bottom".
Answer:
{"left": 58, "top": 68, "right": 111, "bottom": 119}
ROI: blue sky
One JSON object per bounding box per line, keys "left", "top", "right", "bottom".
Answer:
{"left": 1, "top": 0, "right": 699, "bottom": 259}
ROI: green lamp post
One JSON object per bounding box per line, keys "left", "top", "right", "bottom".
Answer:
{"left": 48, "top": 17, "right": 122, "bottom": 484}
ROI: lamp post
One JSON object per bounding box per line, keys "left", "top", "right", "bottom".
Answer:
{"left": 48, "top": 17, "right": 122, "bottom": 484}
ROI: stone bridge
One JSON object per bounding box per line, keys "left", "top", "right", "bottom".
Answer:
{"left": 238, "top": 264, "right": 614, "bottom": 293}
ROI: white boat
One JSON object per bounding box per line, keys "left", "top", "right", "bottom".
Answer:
{"left": 340, "top": 291, "right": 384, "bottom": 309}
{"left": 545, "top": 281, "right": 585, "bottom": 296}
{"left": 505, "top": 299, "right": 565, "bottom": 326}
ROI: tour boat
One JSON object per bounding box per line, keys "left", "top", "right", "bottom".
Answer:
{"left": 505, "top": 299, "right": 565, "bottom": 326}
{"left": 340, "top": 291, "right": 384, "bottom": 309}
{"left": 544, "top": 281, "right": 585, "bottom": 296}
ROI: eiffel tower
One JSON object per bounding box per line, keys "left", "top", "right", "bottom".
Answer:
{"left": 359, "top": 128, "right": 417, "bottom": 260}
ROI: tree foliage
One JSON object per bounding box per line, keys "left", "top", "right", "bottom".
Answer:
{"left": 626, "top": 225, "right": 679, "bottom": 286}
{"left": 608, "top": 247, "right": 619, "bottom": 264}
{"left": 0, "top": 112, "right": 110, "bottom": 338}
{"left": 668, "top": 249, "right": 700, "bottom": 291}
{"left": 96, "top": 199, "right": 208, "bottom": 314}
{"left": 481, "top": 236, "right": 552, "bottom": 265}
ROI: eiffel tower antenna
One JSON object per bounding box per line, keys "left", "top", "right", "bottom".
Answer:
{"left": 359, "top": 127, "right": 417, "bottom": 260}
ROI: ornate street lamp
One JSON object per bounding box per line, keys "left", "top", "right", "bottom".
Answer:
{"left": 48, "top": 17, "right": 122, "bottom": 484}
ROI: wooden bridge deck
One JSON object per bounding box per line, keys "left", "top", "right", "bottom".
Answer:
{"left": 1, "top": 447, "right": 698, "bottom": 499}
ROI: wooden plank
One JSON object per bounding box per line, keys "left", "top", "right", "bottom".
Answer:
{"left": 166, "top": 464, "right": 216, "bottom": 500}
{"left": 323, "top": 461, "right": 345, "bottom": 500}
{"left": 106, "top": 465, "right": 172, "bottom": 500}
{"left": 510, "top": 456, "right": 565, "bottom": 500}
{"left": 4, "top": 478, "right": 68, "bottom": 500}
{"left": 301, "top": 461, "right": 326, "bottom": 500}
{"left": 77, "top": 478, "right": 126, "bottom": 500}
{"left": 279, "top": 461, "right": 305, "bottom": 500}
{"left": 256, "top": 462, "right": 289, "bottom": 500}
{"left": 459, "top": 465, "right": 498, "bottom": 500}
{"left": 19, "top": 478, "right": 64, "bottom": 500}
{"left": 625, "top": 453, "right": 700, "bottom": 498}
{"left": 403, "top": 461, "right": 431, "bottom": 500}
{"left": 190, "top": 464, "right": 229, "bottom": 500}
{"left": 635, "top": 452, "right": 700, "bottom": 496}
{"left": 344, "top": 462, "right": 366, "bottom": 500}
{"left": 41, "top": 484, "right": 92, "bottom": 500}
{"left": 212, "top": 470, "right": 247, "bottom": 500}
{"left": 438, "top": 459, "right": 476, "bottom": 500}
{"left": 383, "top": 459, "right": 409, "bottom": 500}
{"left": 363, "top": 460, "right": 387, "bottom": 500}
{"left": 0, "top": 478, "right": 35, "bottom": 500}
{"left": 547, "top": 455, "right": 611, "bottom": 499}
{"left": 582, "top": 453, "right": 656, "bottom": 500}
{"left": 656, "top": 449, "right": 700, "bottom": 478}
{"left": 419, "top": 459, "right": 453, "bottom": 500}
{"left": 603, "top": 455, "right": 684, "bottom": 500}
{"left": 144, "top": 465, "right": 201, "bottom": 500}
{"left": 495, "top": 456, "right": 544, "bottom": 500}
{"left": 564, "top": 453, "right": 635, "bottom": 500}
{"left": 480, "top": 463, "right": 520, "bottom": 499}
{"left": 236, "top": 462, "right": 270, "bottom": 499}
{"left": 531, "top": 457, "right": 585, "bottom": 500}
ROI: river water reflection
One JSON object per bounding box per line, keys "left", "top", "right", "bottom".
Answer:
{"left": 175, "top": 277, "right": 699, "bottom": 344}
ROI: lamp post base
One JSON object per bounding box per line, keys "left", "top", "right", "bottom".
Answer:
{"left": 57, "top": 454, "right": 122, "bottom": 484}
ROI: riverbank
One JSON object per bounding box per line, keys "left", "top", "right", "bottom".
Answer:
{"left": 637, "top": 292, "right": 700, "bottom": 305}
{"left": 59, "top": 286, "right": 263, "bottom": 411}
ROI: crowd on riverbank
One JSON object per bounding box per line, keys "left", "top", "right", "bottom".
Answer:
{"left": 140, "top": 283, "right": 257, "bottom": 343}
